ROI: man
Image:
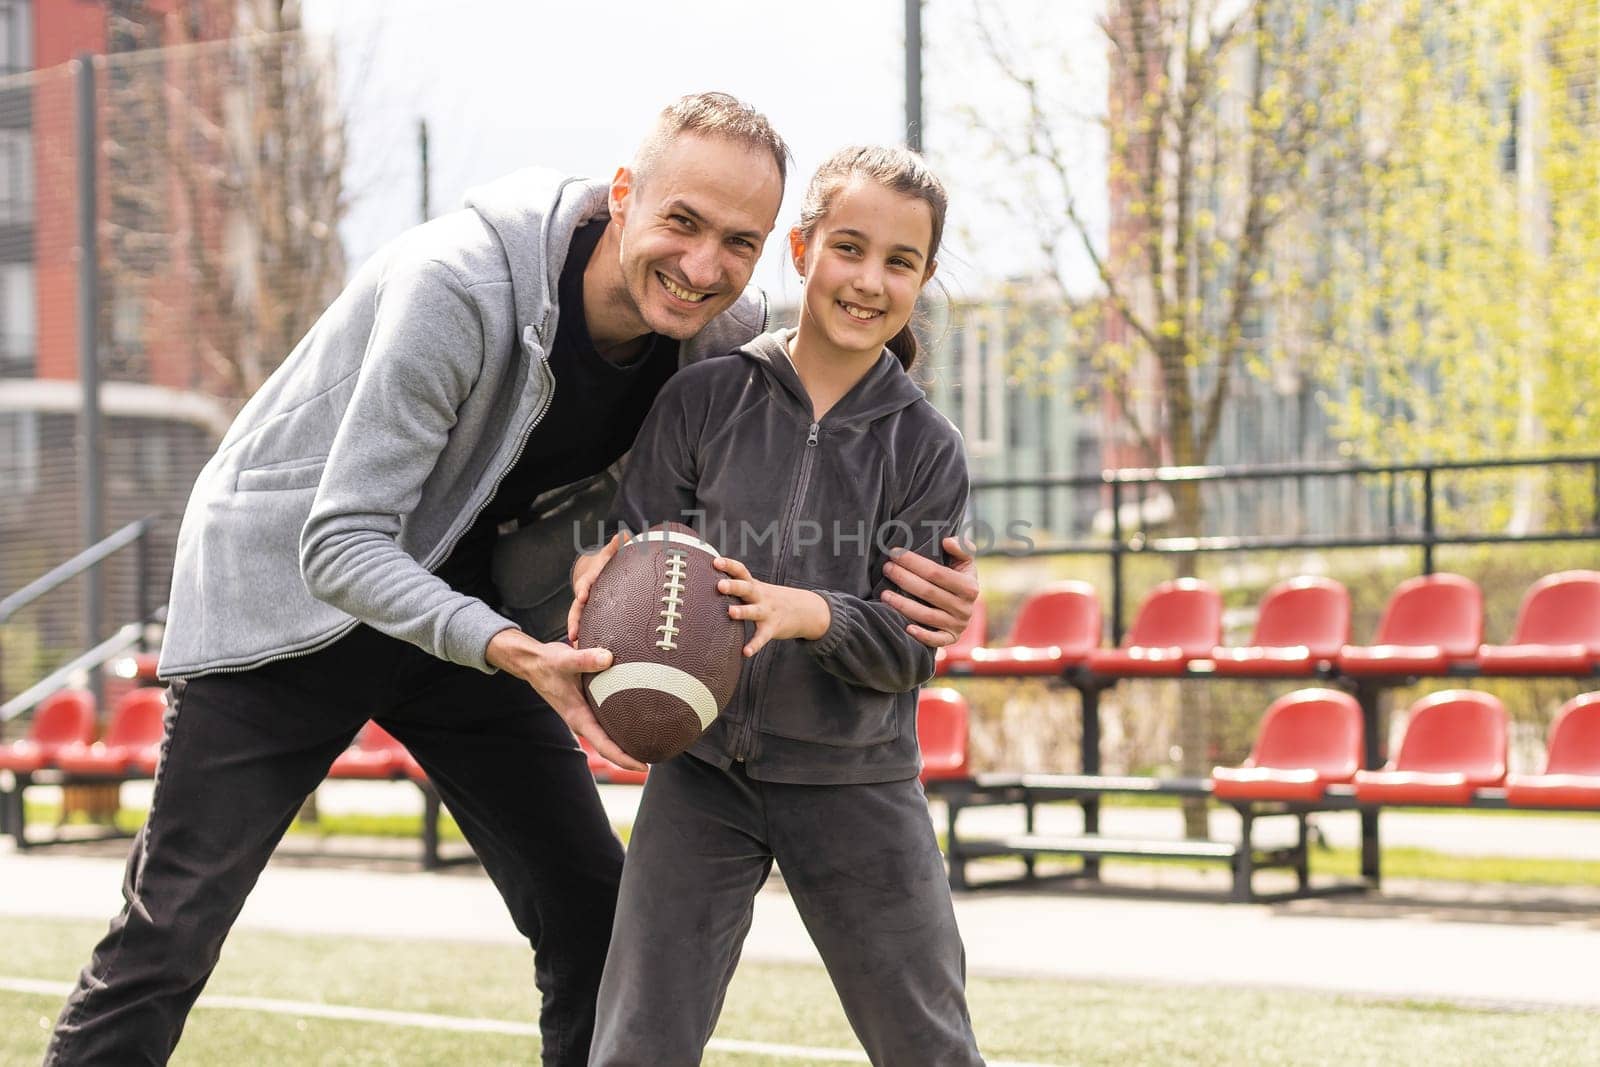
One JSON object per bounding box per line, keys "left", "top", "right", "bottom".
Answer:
{"left": 46, "top": 92, "right": 978, "bottom": 1066}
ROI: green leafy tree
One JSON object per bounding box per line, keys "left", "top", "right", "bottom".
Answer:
{"left": 958, "top": 0, "right": 1364, "bottom": 832}
{"left": 1311, "top": 0, "right": 1599, "bottom": 532}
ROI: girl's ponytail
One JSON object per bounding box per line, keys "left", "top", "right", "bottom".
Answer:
{"left": 886, "top": 323, "right": 918, "bottom": 372}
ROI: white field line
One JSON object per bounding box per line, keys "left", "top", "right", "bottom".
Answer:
{"left": 1, "top": 977, "right": 1065, "bottom": 1066}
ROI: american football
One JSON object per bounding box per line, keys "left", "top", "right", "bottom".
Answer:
{"left": 576, "top": 523, "right": 746, "bottom": 763}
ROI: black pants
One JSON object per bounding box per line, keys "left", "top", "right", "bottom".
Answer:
{"left": 590, "top": 754, "right": 984, "bottom": 1066}
{"left": 45, "top": 625, "right": 623, "bottom": 1066}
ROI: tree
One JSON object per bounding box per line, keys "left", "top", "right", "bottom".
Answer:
{"left": 101, "top": 0, "right": 347, "bottom": 403}
{"left": 1310, "top": 0, "right": 1599, "bottom": 533}
{"left": 960, "top": 0, "right": 1362, "bottom": 524}
{"left": 957, "top": 0, "right": 1364, "bottom": 832}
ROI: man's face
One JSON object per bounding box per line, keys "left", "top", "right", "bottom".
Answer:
{"left": 610, "top": 134, "right": 783, "bottom": 340}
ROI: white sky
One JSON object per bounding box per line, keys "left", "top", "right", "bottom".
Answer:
{"left": 300, "top": 0, "right": 1107, "bottom": 305}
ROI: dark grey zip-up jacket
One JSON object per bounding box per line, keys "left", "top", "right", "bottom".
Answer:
{"left": 158, "top": 168, "right": 765, "bottom": 679}
{"left": 611, "top": 330, "right": 970, "bottom": 784}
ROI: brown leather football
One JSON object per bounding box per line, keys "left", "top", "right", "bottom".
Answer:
{"left": 576, "top": 523, "right": 746, "bottom": 763}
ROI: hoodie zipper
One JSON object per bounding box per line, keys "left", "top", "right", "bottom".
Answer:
{"left": 422, "top": 322, "right": 557, "bottom": 573}
{"left": 731, "top": 418, "right": 821, "bottom": 762}
{"left": 206, "top": 325, "right": 558, "bottom": 677}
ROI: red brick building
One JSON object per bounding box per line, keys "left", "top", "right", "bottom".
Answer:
{"left": 0, "top": 0, "right": 237, "bottom": 687}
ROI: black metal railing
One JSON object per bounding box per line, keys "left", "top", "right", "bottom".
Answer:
{"left": 0, "top": 516, "right": 159, "bottom": 720}
{"left": 969, "top": 454, "right": 1600, "bottom": 641}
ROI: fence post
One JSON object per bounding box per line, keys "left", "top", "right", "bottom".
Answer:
{"left": 76, "top": 54, "right": 104, "bottom": 711}
{"left": 1109, "top": 477, "right": 1125, "bottom": 644}
{"left": 135, "top": 521, "right": 151, "bottom": 652}
{"left": 1421, "top": 466, "right": 1435, "bottom": 574}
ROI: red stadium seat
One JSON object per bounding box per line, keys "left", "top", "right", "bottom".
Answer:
{"left": 1477, "top": 571, "right": 1600, "bottom": 675}
{"left": 917, "top": 688, "right": 970, "bottom": 782}
{"left": 934, "top": 599, "right": 987, "bottom": 675}
{"left": 1353, "top": 690, "right": 1506, "bottom": 805}
{"left": 1337, "top": 573, "right": 1482, "bottom": 677}
{"left": 1505, "top": 692, "right": 1600, "bottom": 808}
{"left": 0, "top": 690, "right": 97, "bottom": 774}
{"left": 1208, "top": 577, "right": 1350, "bottom": 677}
{"left": 54, "top": 688, "right": 168, "bottom": 777}
{"left": 329, "top": 722, "right": 416, "bottom": 779}
{"left": 965, "top": 583, "right": 1100, "bottom": 676}
{"left": 1086, "top": 578, "right": 1221, "bottom": 677}
{"left": 1211, "top": 689, "right": 1363, "bottom": 802}
{"left": 578, "top": 737, "right": 648, "bottom": 786}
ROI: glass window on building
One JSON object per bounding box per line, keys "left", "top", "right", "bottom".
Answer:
{"left": 0, "top": 261, "right": 32, "bottom": 371}
{"left": 0, "top": 1, "right": 29, "bottom": 76}
{"left": 0, "top": 410, "right": 39, "bottom": 496}
{"left": 0, "top": 127, "right": 31, "bottom": 224}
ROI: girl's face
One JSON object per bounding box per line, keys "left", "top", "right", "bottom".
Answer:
{"left": 790, "top": 177, "right": 935, "bottom": 359}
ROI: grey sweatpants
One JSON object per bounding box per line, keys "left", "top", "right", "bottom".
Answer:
{"left": 590, "top": 753, "right": 984, "bottom": 1066}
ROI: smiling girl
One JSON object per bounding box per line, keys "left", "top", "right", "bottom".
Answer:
{"left": 582, "top": 146, "right": 982, "bottom": 1066}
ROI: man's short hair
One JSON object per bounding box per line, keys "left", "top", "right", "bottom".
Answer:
{"left": 633, "top": 92, "right": 791, "bottom": 190}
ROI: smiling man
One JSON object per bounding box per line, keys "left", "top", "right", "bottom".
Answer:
{"left": 45, "top": 93, "right": 979, "bottom": 1067}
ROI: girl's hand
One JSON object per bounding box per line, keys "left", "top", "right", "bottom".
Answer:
{"left": 714, "top": 556, "right": 831, "bottom": 657}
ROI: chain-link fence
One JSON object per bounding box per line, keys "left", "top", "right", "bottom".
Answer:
{"left": 0, "top": 28, "right": 345, "bottom": 707}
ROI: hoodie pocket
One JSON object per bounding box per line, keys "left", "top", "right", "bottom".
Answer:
{"left": 235, "top": 456, "right": 328, "bottom": 493}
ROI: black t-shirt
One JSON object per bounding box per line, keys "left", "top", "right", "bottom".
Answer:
{"left": 435, "top": 218, "right": 679, "bottom": 602}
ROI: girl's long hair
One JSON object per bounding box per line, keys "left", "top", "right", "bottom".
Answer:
{"left": 796, "top": 146, "right": 947, "bottom": 371}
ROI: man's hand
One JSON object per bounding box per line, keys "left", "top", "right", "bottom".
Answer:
{"left": 880, "top": 535, "right": 979, "bottom": 648}
{"left": 714, "top": 556, "right": 831, "bottom": 658}
{"left": 567, "top": 532, "right": 624, "bottom": 643}
{"left": 485, "top": 626, "right": 645, "bottom": 772}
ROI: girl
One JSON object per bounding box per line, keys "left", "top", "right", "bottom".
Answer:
{"left": 584, "top": 146, "right": 983, "bottom": 1066}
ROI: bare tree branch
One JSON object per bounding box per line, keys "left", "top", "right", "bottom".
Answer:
{"left": 962, "top": 0, "right": 1343, "bottom": 480}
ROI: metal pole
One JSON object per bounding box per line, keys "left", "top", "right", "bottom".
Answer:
{"left": 1421, "top": 467, "right": 1435, "bottom": 574}
{"left": 905, "top": 0, "right": 923, "bottom": 151}
{"left": 418, "top": 118, "right": 430, "bottom": 222}
{"left": 1357, "top": 680, "right": 1383, "bottom": 887}
{"left": 1110, "top": 479, "right": 1125, "bottom": 643}
{"left": 135, "top": 524, "right": 150, "bottom": 650}
{"left": 76, "top": 54, "right": 104, "bottom": 709}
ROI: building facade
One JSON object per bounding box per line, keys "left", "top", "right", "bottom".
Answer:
{"left": 0, "top": 1, "right": 242, "bottom": 695}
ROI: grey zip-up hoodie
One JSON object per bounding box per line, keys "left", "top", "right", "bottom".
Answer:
{"left": 611, "top": 330, "right": 970, "bottom": 784}
{"left": 158, "top": 168, "right": 766, "bottom": 679}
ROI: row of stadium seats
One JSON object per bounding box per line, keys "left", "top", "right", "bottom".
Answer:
{"left": 0, "top": 688, "right": 166, "bottom": 779}
{"left": 333, "top": 675, "right": 1599, "bottom": 814}
{"left": 13, "top": 662, "right": 1593, "bottom": 819}
{"left": 0, "top": 690, "right": 434, "bottom": 786}
{"left": 915, "top": 684, "right": 1600, "bottom": 809}
{"left": 1213, "top": 688, "right": 1600, "bottom": 808}
{"left": 0, "top": 696, "right": 461, "bottom": 861}
{"left": 936, "top": 569, "right": 1600, "bottom": 679}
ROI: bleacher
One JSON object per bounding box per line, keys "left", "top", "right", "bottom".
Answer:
{"left": 919, "top": 568, "right": 1600, "bottom": 901}
{"left": 3, "top": 458, "right": 1597, "bottom": 891}
{"left": 3, "top": 568, "right": 1596, "bottom": 885}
